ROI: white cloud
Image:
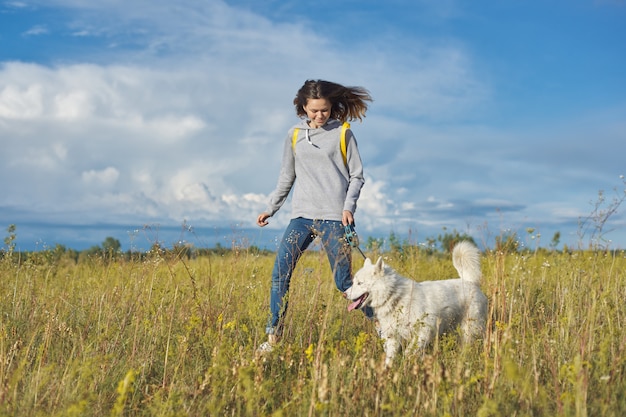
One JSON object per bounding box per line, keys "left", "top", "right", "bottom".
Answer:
{"left": 54, "top": 90, "right": 94, "bottom": 119}
{"left": 0, "top": 83, "right": 44, "bottom": 119}
{"left": 82, "top": 167, "right": 119, "bottom": 185}
{"left": 1, "top": 0, "right": 625, "bottom": 250}
{"left": 4, "top": 1, "right": 29, "bottom": 9}
{"left": 23, "top": 25, "right": 48, "bottom": 36}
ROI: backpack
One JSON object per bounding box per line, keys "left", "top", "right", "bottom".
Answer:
{"left": 291, "top": 122, "right": 351, "bottom": 167}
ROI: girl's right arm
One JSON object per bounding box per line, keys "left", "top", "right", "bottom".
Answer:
{"left": 263, "top": 131, "right": 297, "bottom": 216}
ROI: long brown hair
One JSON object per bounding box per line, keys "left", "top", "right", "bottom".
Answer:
{"left": 293, "top": 80, "right": 372, "bottom": 123}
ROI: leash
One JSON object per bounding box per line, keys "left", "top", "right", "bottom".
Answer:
{"left": 344, "top": 224, "right": 366, "bottom": 259}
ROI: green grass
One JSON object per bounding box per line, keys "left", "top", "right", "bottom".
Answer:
{"left": 1, "top": 245, "right": 625, "bottom": 416}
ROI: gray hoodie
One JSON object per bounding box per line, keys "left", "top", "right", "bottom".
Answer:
{"left": 265, "top": 119, "right": 365, "bottom": 221}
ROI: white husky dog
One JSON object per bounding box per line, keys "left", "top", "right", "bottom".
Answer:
{"left": 345, "top": 241, "right": 488, "bottom": 366}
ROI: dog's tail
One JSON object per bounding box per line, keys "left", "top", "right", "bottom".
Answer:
{"left": 452, "top": 241, "right": 482, "bottom": 284}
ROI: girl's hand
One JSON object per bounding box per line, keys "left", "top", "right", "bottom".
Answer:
{"left": 257, "top": 213, "right": 271, "bottom": 227}
{"left": 342, "top": 210, "right": 354, "bottom": 226}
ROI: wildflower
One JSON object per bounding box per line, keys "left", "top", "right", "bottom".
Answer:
{"left": 305, "top": 343, "right": 315, "bottom": 363}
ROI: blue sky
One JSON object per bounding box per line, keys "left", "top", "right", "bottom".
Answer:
{"left": 1, "top": 0, "right": 625, "bottom": 252}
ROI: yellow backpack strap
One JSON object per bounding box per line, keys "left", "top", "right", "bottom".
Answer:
{"left": 291, "top": 128, "right": 300, "bottom": 153}
{"left": 340, "top": 122, "right": 350, "bottom": 167}
{"left": 292, "top": 124, "right": 349, "bottom": 166}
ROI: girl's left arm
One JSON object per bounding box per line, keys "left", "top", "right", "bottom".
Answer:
{"left": 343, "top": 129, "right": 365, "bottom": 215}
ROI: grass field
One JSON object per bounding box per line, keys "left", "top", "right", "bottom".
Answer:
{"left": 1, "top": 238, "right": 625, "bottom": 416}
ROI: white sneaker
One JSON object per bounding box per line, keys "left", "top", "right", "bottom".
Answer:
{"left": 257, "top": 341, "right": 274, "bottom": 353}
{"left": 256, "top": 334, "right": 279, "bottom": 354}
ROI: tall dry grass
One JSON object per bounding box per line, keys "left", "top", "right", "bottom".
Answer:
{"left": 1, "top": 243, "right": 625, "bottom": 416}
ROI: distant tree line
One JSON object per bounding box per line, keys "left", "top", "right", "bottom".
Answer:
{"left": 0, "top": 224, "right": 275, "bottom": 265}
{"left": 3, "top": 222, "right": 623, "bottom": 267}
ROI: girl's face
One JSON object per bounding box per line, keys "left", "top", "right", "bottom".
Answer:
{"left": 303, "top": 98, "right": 332, "bottom": 128}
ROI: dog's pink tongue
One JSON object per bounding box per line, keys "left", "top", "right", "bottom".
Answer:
{"left": 347, "top": 300, "right": 360, "bottom": 312}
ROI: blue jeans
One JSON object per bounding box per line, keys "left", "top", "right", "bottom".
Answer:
{"left": 266, "top": 217, "right": 372, "bottom": 336}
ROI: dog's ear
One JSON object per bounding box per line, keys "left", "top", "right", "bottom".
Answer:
{"left": 364, "top": 257, "right": 373, "bottom": 266}
{"left": 374, "top": 256, "right": 384, "bottom": 274}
